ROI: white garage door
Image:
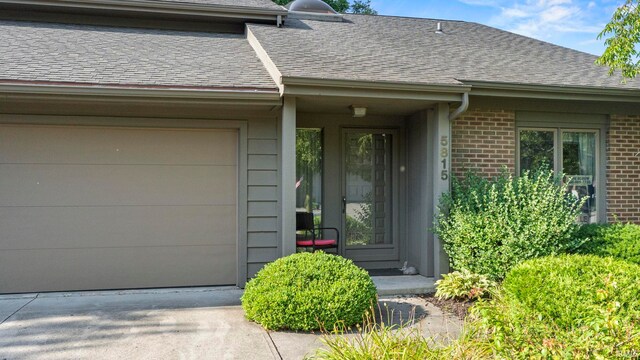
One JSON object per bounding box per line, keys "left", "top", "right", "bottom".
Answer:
{"left": 0, "top": 124, "right": 238, "bottom": 294}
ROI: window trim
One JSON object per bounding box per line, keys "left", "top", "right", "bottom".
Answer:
{"left": 517, "top": 126, "right": 604, "bottom": 223}
{"left": 516, "top": 111, "right": 608, "bottom": 223}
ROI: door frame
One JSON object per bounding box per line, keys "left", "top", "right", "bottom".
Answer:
{"left": 340, "top": 127, "right": 402, "bottom": 267}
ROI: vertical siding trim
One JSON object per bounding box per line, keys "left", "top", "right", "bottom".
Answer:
{"left": 432, "top": 103, "right": 451, "bottom": 277}
{"left": 236, "top": 122, "right": 249, "bottom": 287}
{"left": 280, "top": 97, "right": 297, "bottom": 257}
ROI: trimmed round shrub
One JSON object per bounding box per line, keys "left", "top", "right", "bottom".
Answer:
{"left": 575, "top": 223, "right": 640, "bottom": 265}
{"left": 464, "top": 255, "right": 640, "bottom": 358}
{"left": 503, "top": 254, "right": 640, "bottom": 328}
{"left": 241, "top": 252, "right": 377, "bottom": 331}
{"left": 435, "top": 168, "right": 583, "bottom": 280}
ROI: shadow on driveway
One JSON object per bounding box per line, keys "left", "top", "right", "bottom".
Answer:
{"left": 0, "top": 288, "right": 279, "bottom": 360}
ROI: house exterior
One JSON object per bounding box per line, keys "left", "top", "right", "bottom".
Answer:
{"left": 0, "top": 0, "right": 639, "bottom": 294}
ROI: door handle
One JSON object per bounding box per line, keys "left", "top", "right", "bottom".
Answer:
{"left": 342, "top": 197, "right": 346, "bottom": 214}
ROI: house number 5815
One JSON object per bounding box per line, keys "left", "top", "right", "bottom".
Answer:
{"left": 440, "top": 136, "right": 449, "bottom": 181}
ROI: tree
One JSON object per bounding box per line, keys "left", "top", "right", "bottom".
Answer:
{"left": 272, "top": 0, "right": 376, "bottom": 15}
{"left": 350, "top": 0, "right": 377, "bottom": 15}
{"left": 596, "top": 0, "right": 640, "bottom": 79}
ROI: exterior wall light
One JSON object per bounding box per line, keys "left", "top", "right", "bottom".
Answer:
{"left": 350, "top": 106, "right": 367, "bottom": 118}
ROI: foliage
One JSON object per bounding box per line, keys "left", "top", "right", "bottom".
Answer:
{"left": 309, "top": 305, "right": 449, "bottom": 360}
{"left": 464, "top": 255, "right": 640, "bottom": 358}
{"left": 241, "top": 252, "right": 377, "bottom": 331}
{"left": 346, "top": 192, "right": 373, "bottom": 246}
{"left": 346, "top": 133, "right": 373, "bottom": 182}
{"left": 310, "top": 255, "right": 640, "bottom": 359}
{"left": 350, "top": 0, "right": 377, "bottom": 15}
{"left": 435, "top": 270, "right": 495, "bottom": 301}
{"left": 518, "top": 130, "right": 553, "bottom": 175}
{"left": 309, "top": 305, "right": 489, "bottom": 359}
{"left": 272, "top": 0, "right": 375, "bottom": 14}
{"left": 596, "top": 0, "right": 640, "bottom": 79}
{"left": 435, "top": 168, "right": 584, "bottom": 280}
{"left": 575, "top": 223, "right": 640, "bottom": 265}
{"left": 297, "top": 129, "right": 322, "bottom": 212}
{"left": 345, "top": 215, "right": 370, "bottom": 246}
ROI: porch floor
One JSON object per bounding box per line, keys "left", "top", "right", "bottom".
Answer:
{"left": 372, "top": 275, "right": 436, "bottom": 296}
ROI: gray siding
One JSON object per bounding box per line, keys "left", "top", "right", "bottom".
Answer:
{"left": 406, "top": 111, "right": 433, "bottom": 276}
{"left": 246, "top": 118, "right": 280, "bottom": 278}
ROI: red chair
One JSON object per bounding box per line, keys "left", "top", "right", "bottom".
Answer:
{"left": 295, "top": 212, "right": 339, "bottom": 252}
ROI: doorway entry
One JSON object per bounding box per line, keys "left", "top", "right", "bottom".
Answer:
{"left": 341, "top": 128, "right": 400, "bottom": 266}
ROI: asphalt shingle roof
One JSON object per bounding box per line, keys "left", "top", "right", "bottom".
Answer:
{"left": 0, "top": 20, "right": 277, "bottom": 89}
{"left": 248, "top": 14, "right": 640, "bottom": 90}
{"left": 156, "top": 0, "right": 285, "bottom": 11}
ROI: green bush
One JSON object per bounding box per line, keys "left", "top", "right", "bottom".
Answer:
{"left": 575, "top": 223, "right": 640, "bottom": 264}
{"left": 311, "top": 255, "right": 640, "bottom": 358}
{"left": 435, "top": 168, "right": 583, "bottom": 280}
{"left": 435, "top": 270, "right": 495, "bottom": 301}
{"left": 466, "top": 255, "right": 640, "bottom": 358}
{"left": 241, "top": 252, "right": 377, "bottom": 331}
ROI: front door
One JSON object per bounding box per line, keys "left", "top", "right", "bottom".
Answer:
{"left": 342, "top": 129, "right": 400, "bottom": 267}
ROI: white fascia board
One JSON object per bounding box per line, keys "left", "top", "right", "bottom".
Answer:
{"left": 246, "top": 27, "right": 284, "bottom": 95}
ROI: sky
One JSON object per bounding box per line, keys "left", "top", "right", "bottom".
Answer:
{"left": 370, "top": 0, "right": 624, "bottom": 56}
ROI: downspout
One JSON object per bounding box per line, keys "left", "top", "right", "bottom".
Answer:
{"left": 449, "top": 92, "right": 469, "bottom": 120}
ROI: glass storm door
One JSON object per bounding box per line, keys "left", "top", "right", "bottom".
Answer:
{"left": 342, "top": 129, "right": 399, "bottom": 266}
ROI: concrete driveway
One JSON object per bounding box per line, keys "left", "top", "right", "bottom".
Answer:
{"left": 0, "top": 288, "right": 461, "bottom": 360}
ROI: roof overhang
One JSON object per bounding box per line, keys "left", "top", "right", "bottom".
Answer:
{"left": 247, "top": 29, "right": 470, "bottom": 104}
{"left": 275, "top": 77, "right": 471, "bottom": 116}
{"left": 0, "top": 0, "right": 288, "bottom": 23}
{"left": 281, "top": 76, "right": 470, "bottom": 102}
{"left": 0, "top": 82, "right": 282, "bottom": 107}
{"left": 464, "top": 80, "right": 640, "bottom": 103}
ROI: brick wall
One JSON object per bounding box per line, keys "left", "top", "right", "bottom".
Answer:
{"left": 451, "top": 108, "right": 516, "bottom": 179}
{"left": 607, "top": 115, "right": 640, "bottom": 223}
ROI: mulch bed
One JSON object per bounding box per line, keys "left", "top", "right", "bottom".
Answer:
{"left": 420, "top": 294, "right": 475, "bottom": 320}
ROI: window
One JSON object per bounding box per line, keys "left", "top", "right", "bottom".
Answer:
{"left": 519, "top": 129, "right": 555, "bottom": 173}
{"left": 296, "top": 128, "right": 323, "bottom": 223}
{"left": 519, "top": 128, "right": 599, "bottom": 224}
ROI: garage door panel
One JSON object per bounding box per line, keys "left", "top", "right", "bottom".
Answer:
{"left": 0, "top": 245, "right": 237, "bottom": 294}
{"left": 0, "top": 126, "right": 237, "bottom": 165}
{"left": 0, "top": 205, "right": 236, "bottom": 250}
{"left": 0, "top": 164, "right": 237, "bottom": 206}
{"left": 0, "top": 124, "right": 239, "bottom": 293}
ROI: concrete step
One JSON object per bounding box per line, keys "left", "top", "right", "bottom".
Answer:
{"left": 372, "top": 275, "right": 436, "bottom": 296}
